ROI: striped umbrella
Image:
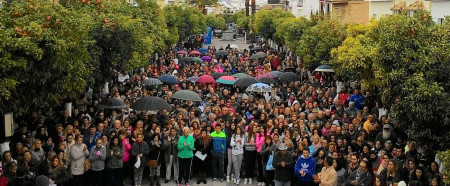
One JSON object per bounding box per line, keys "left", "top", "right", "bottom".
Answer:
{"left": 216, "top": 76, "right": 237, "bottom": 85}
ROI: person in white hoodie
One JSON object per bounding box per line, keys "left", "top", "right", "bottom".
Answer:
{"left": 230, "top": 127, "right": 246, "bottom": 185}
{"left": 70, "top": 135, "right": 89, "bottom": 186}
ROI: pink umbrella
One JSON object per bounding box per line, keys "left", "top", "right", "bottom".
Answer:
{"left": 197, "top": 75, "right": 215, "bottom": 84}
{"left": 176, "top": 51, "right": 187, "bottom": 55}
{"left": 256, "top": 73, "right": 274, "bottom": 79}
{"left": 190, "top": 51, "right": 201, "bottom": 55}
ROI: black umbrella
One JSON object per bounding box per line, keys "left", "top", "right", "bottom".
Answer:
{"left": 97, "top": 98, "right": 126, "bottom": 110}
{"left": 214, "top": 50, "right": 228, "bottom": 56}
{"left": 142, "top": 78, "right": 163, "bottom": 86}
{"left": 259, "top": 77, "right": 277, "bottom": 85}
{"left": 234, "top": 77, "right": 259, "bottom": 88}
{"left": 172, "top": 90, "right": 202, "bottom": 101}
{"left": 179, "top": 57, "right": 195, "bottom": 63}
{"left": 280, "top": 72, "right": 300, "bottom": 82}
{"left": 250, "top": 46, "right": 263, "bottom": 51}
{"left": 249, "top": 54, "right": 265, "bottom": 60}
{"left": 131, "top": 96, "right": 171, "bottom": 111}
{"left": 211, "top": 72, "right": 226, "bottom": 79}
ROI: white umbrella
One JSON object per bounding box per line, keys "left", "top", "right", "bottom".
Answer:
{"left": 314, "top": 65, "right": 335, "bottom": 72}
{"left": 230, "top": 44, "right": 239, "bottom": 49}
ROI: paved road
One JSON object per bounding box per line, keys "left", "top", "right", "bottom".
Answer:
{"left": 124, "top": 177, "right": 261, "bottom": 186}
{"left": 203, "top": 34, "right": 251, "bottom": 52}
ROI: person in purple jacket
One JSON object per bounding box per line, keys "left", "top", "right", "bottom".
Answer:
{"left": 294, "top": 149, "right": 316, "bottom": 186}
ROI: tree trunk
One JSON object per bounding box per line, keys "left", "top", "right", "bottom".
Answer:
{"left": 245, "top": 0, "right": 249, "bottom": 16}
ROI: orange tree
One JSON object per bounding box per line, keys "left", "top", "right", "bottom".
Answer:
{"left": 0, "top": 0, "right": 94, "bottom": 116}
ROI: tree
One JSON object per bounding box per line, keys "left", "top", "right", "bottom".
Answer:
{"left": 0, "top": 0, "right": 94, "bottom": 116}
{"left": 252, "top": 9, "right": 294, "bottom": 40}
{"left": 235, "top": 12, "right": 250, "bottom": 30}
{"left": 274, "top": 17, "right": 313, "bottom": 55}
{"left": 164, "top": 6, "right": 206, "bottom": 43}
{"left": 331, "top": 12, "right": 450, "bottom": 150}
{"left": 297, "top": 17, "right": 345, "bottom": 69}
{"left": 205, "top": 14, "right": 226, "bottom": 30}
{"left": 188, "top": 0, "right": 217, "bottom": 14}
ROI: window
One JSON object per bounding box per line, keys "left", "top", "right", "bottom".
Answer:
{"left": 437, "top": 18, "right": 444, "bottom": 25}
{"left": 298, "top": 0, "right": 303, "bottom": 7}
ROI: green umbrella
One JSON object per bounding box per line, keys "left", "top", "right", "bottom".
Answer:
{"left": 172, "top": 90, "right": 202, "bottom": 101}
{"left": 193, "top": 57, "right": 203, "bottom": 64}
{"left": 232, "top": 73, "right": 250, "bottom": 79}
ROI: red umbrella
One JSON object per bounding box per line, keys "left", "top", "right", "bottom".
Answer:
{"left": 190, "top": 51, "right": 201, "bottom": 55}
{"left": 197, "top": 75, "right": 215, "bottom": 84}
{"left": 256, "top": 73, "right": 274, "bottom": 80}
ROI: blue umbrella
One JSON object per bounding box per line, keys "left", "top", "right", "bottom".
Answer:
{"left": 158, "top": 74, "right": 179, "bottom": 84}
{"left": 246, "top": 83, "right": 272, "bottom": 93}
{"left": 198, "top": 48, "right": 209, "bottom": 53}
{"left": 187, "top": 76, "right": 199, "bottom": 83}
{"left": 268, "top": 71, "right": 283, "bottom": 78}
{"left": 315, "top": 65, "right": 335, "bottom": 72}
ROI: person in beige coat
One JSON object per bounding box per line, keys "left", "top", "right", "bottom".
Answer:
{"left": 314, "top": 156, "right": 337, "bottom": 186}
{"left": 70, "top": 135, "right": 89, "bottom": 186}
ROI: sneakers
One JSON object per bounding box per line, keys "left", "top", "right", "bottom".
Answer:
{"left": 248, "top": 178, "right": 252, "bottom": 185}
{"left": 258, "top": 182, "right": 262, "bottom": 185}
{"left": 220, "top": 178, "right": 224, "bottom": 182}
{"left": 236, "top": 178, "right": 240, "bottom": 185}
{"left": 227, "top": 176, "right": 230, "bottom": 183}
{"left": 233, "top": 178, "right": 236, "bottom": 184}
{"left": 244, "top": 178, "right": 248, "bottom": 184}
{"left": 185, "top": 183, "right": 190, "bottom": 186}
{"left": 177, "top": 184, "right": 181, "bottom": 186}
{"left": 213, "top": 178, "right": 218, "bottom": 181}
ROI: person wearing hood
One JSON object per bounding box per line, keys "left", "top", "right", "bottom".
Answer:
{"left": 294, "top": 149, "right": 316, "bottom": 186}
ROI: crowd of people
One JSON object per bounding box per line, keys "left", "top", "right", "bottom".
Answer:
{"left": 0, "top": 41, "right": 447, "bottom": 186}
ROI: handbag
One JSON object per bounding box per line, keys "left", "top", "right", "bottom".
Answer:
{"left": 84, "top": 159, "right": 91, "bottom": 171}
{"left": 266, "top": 151, "right": 275, "bottom": 171}
{"left": 147, "top": 151, "right": 160, "bottom": 168}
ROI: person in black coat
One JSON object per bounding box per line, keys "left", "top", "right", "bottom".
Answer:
{"left": 194, "top": 128, "right": 212, "bottom": 184}
{"left": 273, "top": 143, "right": 295, "bottom": 186}
{"left": 148, "top": 133, "right": 162, "bottom": 186}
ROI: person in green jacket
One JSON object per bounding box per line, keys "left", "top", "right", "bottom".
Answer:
{"left": 177, "top": 127, "right": 194, "bottom": 186}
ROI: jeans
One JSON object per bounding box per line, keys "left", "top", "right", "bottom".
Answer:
{"left": 226, "top": 148, "right": 233, "bottom": 177}
{"left": 178, "top": 157, "right": 192, "bottom": 184}
{"left": 165, "top": 155, "right": 178, "bottom": 181}
{"left": 231, "top": 154, "right": 243, "bottom": 180}
{"left": 257, "top": 153, "right": 265, "bottom": 182}
{"left": 134, "top": 164, "right": 144, "bottom": 185}
{"left": 212, "top": 151, "right": 225, "bottom": 179}
{"left": 274, "top": 180, "right": 291, "bottom": 186}
{"left": 244, "top": 150, "right": 257, "bottom": 178}
{"left": 108, "top": 168, "right": 122, "bottom": 186}
{"left": 150, "top": 164, "right": 161, "bottom": 176}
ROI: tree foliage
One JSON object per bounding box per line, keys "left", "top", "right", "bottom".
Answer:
{"left": 331, "top": 12, "right": 450, "bottom": 149}
{"left": 205, "top": 14, "right": 226, "bottom": 30}
{"left": 297, "top": 17, "right": 346, "bottom": 69}
{"left": 252, "top": 9, "right": 293, "bottom": 40}
{"left": 0, "top": 0, "right": 94, "bottom": 115}
{"left": 274, "top": 17, "right": 313, "bottom": 55}
{"left": 164, "top": 6, "right": 207, "bottom": 43}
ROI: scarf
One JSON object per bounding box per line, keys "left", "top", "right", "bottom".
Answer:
{"left": 197, "top": 135, "right": 212, "bottom": 150}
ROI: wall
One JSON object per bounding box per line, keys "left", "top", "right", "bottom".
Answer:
{"left": 368, "top": 1, "right": 394, "bottom": 19}
{"left": 302, "top": 0, "right": 320, "bottom": 18}
{"left": 430, "top": 1, "right": 450, "bottom": 24}
{"left": 332, "top": 1, "right": 370, "bottom": 24}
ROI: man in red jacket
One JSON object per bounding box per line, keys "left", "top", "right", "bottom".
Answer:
{"left": 272, "top": 55, "right": 281, "bottom": 70}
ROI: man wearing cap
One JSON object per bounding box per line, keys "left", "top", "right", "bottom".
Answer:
{"left": 273, "top": 143, "right": 294, "bottom": 186}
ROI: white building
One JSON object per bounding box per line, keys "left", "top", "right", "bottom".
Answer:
{"left": 425, "top": 0, "right": 450, "bottom": 24}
